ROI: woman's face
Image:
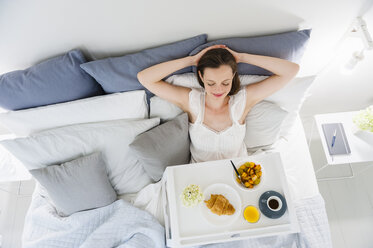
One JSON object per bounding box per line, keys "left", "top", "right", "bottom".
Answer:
{"left": 199, "top": 65, "right": 235, "bottom": 99}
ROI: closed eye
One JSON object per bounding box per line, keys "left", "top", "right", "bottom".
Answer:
{"left": 207, "top": 81, "right": 230, "bottom": 87}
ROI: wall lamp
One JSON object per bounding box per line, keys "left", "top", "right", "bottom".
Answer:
{"left": 341, "top": 17, "right": 373, "bottom": 74}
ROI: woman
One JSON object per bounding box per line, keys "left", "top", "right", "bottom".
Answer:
{"left": 137, "top": 44, "right": 299, "bottom": 163}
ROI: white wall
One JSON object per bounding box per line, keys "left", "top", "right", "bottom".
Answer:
{"left": 0, "top": 0, "right": 369, "bottom": 73}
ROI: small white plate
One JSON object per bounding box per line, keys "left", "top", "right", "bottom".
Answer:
{"left": 200, "top": 183, "right": 242, "bottom": 226}
{"left": 232, "top": 160, "right": 265, "bottom": 192}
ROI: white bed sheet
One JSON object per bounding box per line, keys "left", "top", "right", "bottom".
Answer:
{"left": 270, "top": 114, "right": 320, "bottom": 201}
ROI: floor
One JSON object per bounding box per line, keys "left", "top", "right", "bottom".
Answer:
{"left": 0, "top": 115, "right": 372, "bottom": 248}
{"left": 301, "top": 114, "right": 373, "bottom": 248}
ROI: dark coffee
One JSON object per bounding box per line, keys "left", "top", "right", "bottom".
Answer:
{"left": 268, "top": 199, "right": 279, "bottom": 210}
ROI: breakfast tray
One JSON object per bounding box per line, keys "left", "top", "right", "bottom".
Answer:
{"left": 161, "top": 152, "right": 300, "bottom": 247}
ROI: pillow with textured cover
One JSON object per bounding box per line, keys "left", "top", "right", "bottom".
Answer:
{"left": 0, "top": 90, "right": 148, "bottom": 137}
{"left": 29, "top": 152, "right": 117, "bottom": 217}
{"left": 189, "top": 29, "right": 311, "bottom": 75}
{"left": 0, "top": 49, "right": 103, "bottom": 110}
{"left": 0, "top": 118, "right": 160, "bottom": 195}
{"left": 129, "top": 113, "right": 190, "bottom": 181}
{"left": 80, "top": 34, "right": 207, "bottom": 102}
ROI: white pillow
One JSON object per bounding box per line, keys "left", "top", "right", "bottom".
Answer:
{"left": 0, "top": 107, "right": 7, "bottom": 114}
{"left": 0, "top": 134, "right": 31, "bottom": 181}
{"left": 150, "top": 96, "right": 183, "bottom": 122}
{"left": 0, "top": 90, "right": 148, "bottom": 137}
{"left": 0, "top": 122, "right": 11, "bottom": 135}
{"left": 0, "top": 118, "right": 160, "bottom": 195}
{"left": 244, "top": 101, "right": 288, "bottom": 148}
{"left": 242, "top": 75, "right": 316, "bottom": 137}
{"left": 261, "top": 76, "right": 316, "bottom": 113}
{"left": 267, "top": 76, "right": 316, "bottom": 137}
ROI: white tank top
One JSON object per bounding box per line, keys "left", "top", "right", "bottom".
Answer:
{"left": 189, "top": 87, "right": 248, "bottom": 163}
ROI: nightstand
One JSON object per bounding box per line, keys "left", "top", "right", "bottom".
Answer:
{"left": 312, "top": 111, "right": 373, "bottom": 181}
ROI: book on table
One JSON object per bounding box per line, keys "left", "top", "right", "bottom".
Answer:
{"left": 321, "top": 123, "right": 351, "bottom": 155}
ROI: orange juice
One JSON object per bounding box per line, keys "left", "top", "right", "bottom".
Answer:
{"left": 243, "top": 205, "right": 260, "bottom": 223}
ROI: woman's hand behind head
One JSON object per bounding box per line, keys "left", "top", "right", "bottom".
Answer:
{"left": 191, "top": 44, "right": 227, "bottom": 66}
{"left": 223, "top": 46, "right": 242, "bottom": 63}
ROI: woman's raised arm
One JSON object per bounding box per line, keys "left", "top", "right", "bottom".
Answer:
{"left": 137, "top": 57, "right": 193, "bottom": 110}
{"left": 137, "top": 44, "right": 226, "bottom": 110}
{"left": 224, "top": 46, "right": 299, "bottom": 107}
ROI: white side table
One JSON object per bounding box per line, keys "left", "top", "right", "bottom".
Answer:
{"left": 313, "top": 111, "right": 373, "bottom": 181}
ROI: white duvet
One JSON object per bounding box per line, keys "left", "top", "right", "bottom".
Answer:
{"left": 22, "top": 188, "right": 165, "bottom": 248}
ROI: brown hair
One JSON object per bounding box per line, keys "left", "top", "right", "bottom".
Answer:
{"left": 197, "top": 48, "right": 240, "bottom": 95}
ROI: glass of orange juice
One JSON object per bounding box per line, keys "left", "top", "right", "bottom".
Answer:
{"left": 243, "top": 205, "right": 260, "bottom": 223}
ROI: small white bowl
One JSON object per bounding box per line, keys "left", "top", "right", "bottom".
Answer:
{"left": 232, "top": 160, "right": 265, "bottom": 191}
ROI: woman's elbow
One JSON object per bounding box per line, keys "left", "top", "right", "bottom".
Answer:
{"left": 284, "top": 63, "right": 300, "bottom": 79}
{"left": 292, "top": 63, "right": 300, "bottom": 77}
{"left": 280, "top": 63, "right": 299, "bottom": 82}
{"left": 137, "top": 71, "right": 146, "bottom": 85}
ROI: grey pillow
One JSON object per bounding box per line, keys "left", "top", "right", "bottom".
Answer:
{"left": 190, "top": 29, "right": 311, "bottom": 75}
{"left": 0, "top": 49, "right": 103, "bottom": 110}
{"left": 29, "top": 152, "right": 117, "bottom": 217}
{"left": 129, "top": 113, "right": 190, "bottom": 181}
{"left": 80, "top": 34, "right": 207, "bottom": 103}
{"left": 244, "top": 101, "right": 288, "bottom": 149}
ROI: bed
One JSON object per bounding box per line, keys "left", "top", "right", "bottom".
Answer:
{"left": 16, "top": 115, "right": 331, "bottom": 248}
{"left": 0, "top": 29, "right": 332, "bottom": 247}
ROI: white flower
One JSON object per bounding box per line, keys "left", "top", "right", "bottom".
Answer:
{"left": 353, "top": 105, "right": 373, "bottom": 132}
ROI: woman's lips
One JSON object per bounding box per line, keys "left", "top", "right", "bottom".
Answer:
{"left": 213, "top": 93, "right": 224, "bottom": 97}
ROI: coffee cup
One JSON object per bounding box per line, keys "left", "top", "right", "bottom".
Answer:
{"left": 267, "top": 195, "right": 282, "bottom": 212}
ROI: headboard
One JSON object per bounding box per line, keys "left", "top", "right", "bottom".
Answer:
{"left": 0, "top": 0, "right": 368, "bottom": 77}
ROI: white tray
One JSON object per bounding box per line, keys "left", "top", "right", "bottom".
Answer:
{"left": 162, "top": 152, "right": 300, "bottom": 247}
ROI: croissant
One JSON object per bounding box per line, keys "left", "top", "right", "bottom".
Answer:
{"left": 204, "top": 194, "right": 235, "bottom": 216}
